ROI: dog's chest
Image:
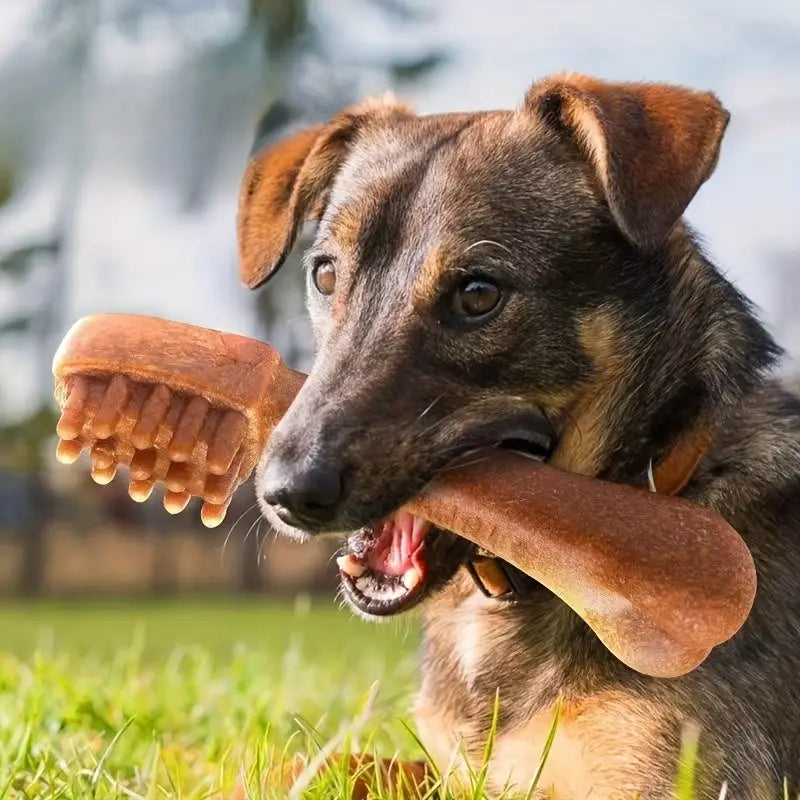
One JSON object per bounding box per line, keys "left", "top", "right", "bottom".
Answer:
{"left": 415, "top": 585, "right": 578, "bottom": 793}
{"left": 414, "top": 582, "right": 668, "bottom": 798}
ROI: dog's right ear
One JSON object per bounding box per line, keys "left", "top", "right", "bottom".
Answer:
{"left": 237, "top": 97, "right": 414, "bottom": 289}
{"left": 524, "top": 73, "right": 729, "bottom": 251}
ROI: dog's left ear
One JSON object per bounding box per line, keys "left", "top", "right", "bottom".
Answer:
{"left": 238, "top": 96, "right": 414, "bottom": 289}
{"left": 524, "top": 73, "right": 730, "bottom": 250}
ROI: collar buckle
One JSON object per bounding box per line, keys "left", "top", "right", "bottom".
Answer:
{"left": 465, "top": 557, "right": 534, "bottom": 600}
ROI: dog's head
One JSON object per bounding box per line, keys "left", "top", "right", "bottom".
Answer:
{"left": 240, "top": 74, "right": 729, "bottom": 618}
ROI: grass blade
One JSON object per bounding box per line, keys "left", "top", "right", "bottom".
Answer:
{"left": 673, "top": 722, "right": 701, "bottom": 800}
{"left": 0, "top": 721, "right": 32, "bottom": 800}
{"left": 91, "top": 716, "right": 136, "bottom": 790}
{"left": 523, "top": 695, "right": 562, "bottom": 800}
{"left": 472, "top": 689, "right": 501, "bottom": 799}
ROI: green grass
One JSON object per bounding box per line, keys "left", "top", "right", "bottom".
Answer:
{"left": 0, "top": 598, "right": 711, "bottom": 799}
{"left": 0, "top": 597, "right": 429, "bottom": 798}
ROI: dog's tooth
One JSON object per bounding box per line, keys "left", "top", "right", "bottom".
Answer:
{"left": 393, "top": 583, "right": 407, "bottom": 599}
{"left": 336, "top": 554, "right": 366, "bottom": 578}
{"left": 402, "top": 566, "right": 422, "bottom": 591}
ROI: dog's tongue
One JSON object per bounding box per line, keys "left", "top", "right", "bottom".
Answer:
{"left": 369, "top": 510, "right": 429, "bottom": 575}
{"left": 339, "top": 510, "right": 430, "bottom": 588}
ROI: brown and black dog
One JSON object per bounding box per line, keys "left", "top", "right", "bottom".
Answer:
{"left": 240, "top": 73, "right": 800, "bottom": 798}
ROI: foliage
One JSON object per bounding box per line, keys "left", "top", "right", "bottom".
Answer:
{"left": 0, "top": 167, "right": 12, "bottom": 208}
{"left": 0, "top": 407, "right": 58, "bottom": 476}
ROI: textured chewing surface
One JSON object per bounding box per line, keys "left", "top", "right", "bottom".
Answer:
{"left": 52, "top": 314, "right": 304, "bottom": 527}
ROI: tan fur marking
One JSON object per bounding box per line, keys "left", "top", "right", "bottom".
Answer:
{"left": 652, "top": 425, "right": 714, "bottom": 495}
{"left": 550, "top": 307, "right": 629, "bottom": 475}
{"left": 413, "top": 701, "right": 476, "bottom": 790}
{"left": 327, "top": 204, "right": 366, "bottom": 253}
{"left": 411, "top": 246, "right": 446, "bottom": 312}
{"left": 487, "top": 692, "right": 674, "bottom": 798}
{"left": 417, "top": 686, "right": 678, "bottom": 797}
{"left": 527, "top": 386, "right": 576, "bottom": 418}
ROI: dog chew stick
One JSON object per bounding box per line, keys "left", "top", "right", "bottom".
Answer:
{"left": 52, "top": 314, "right": 756, "bottom": 676}
{"left": 406, "top": 450, "right": 757, "bottom": 678}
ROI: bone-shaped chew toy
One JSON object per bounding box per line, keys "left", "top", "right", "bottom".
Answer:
{"left": 406, "top": 450, "right": 756, "bottom": 678}
{"left": 53, "top": 314, "right": 756, "bottom": 677}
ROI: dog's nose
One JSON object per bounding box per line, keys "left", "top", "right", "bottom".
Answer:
{"left": 261, "top": 458, "right": 344, "bottom": 526}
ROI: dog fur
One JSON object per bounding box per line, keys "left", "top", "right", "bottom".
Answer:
{"left": 240, "top": 74, "right": 800, "bottom": 798}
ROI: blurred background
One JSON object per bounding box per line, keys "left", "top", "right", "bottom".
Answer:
{"left": 0, "top": 0, "right": 798, "bottom": 598}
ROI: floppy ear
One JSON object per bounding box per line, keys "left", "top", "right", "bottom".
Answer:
{"left": 524, "top": 73, "right": 730, "bottom": 250}
{"left": 237, "top": 96, "right": 414, "bottom": 289}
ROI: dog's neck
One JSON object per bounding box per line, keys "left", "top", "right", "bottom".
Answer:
{"left": 551, "top": 226, "right": 780, "bottom": 491}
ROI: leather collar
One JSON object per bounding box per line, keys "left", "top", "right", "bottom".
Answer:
{"left": 465, "top": 425, "right": 714, "bottom": 600}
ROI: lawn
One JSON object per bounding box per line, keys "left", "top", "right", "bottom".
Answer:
{"left": 0, "top": 597, "right": 428, "bottom": 799}
{"left": 0, "top": 598, "right": 708, "bottom": 799}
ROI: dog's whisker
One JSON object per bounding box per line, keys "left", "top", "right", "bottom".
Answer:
{"left": 436, "top": 455, "right": 495, "bottom": 473}
{"left": 221, "top": 501, "right": 260, "bottom": 559}
{"left": 242, "top": 513, "right": 262, "bottom": 547}
{"left": 416, "top": 394, "right": 443, "bottom": 425}
{"left": 256, "top": 521, "right": 269, "bottom": 563}
{"left": 462, "top": 239, "right": 512, "bottom": 255}
{"left": 327, "top": 547, "right": 347, "bottom": 569}
{"left": 415, "top": 409, "right": 461, "bottom": 439}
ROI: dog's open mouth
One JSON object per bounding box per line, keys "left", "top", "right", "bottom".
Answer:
{"left": 336, "top": 423, "right": 555, "bottom": 617}
{"left": 257, "top": 412, "right": 557, "bottom": 619}
{"left": 337, "top": 510, "right": 434, "bottom": 616}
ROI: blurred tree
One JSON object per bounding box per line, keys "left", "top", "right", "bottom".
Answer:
{"left": 0, "top": 144, "right": 61, "bottom": 592}
{"left": 0, "top": 0, "right": 448, "bottom": 596}
{"left": 0, "top": 409, "right": 56, "bottom": 594}
{"left": 0, "top": 167, "right": 12, "bottom": 208}
{"left": 0, "top": 0, "right": 95, "bottom": 592}
{"left": 0, "top": 235, "right": 63, "bottom": 594}
{"left": 249, "top": 0, "right": 309, "bottom": 60}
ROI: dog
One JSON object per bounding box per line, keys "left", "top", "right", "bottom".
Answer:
{"left": 238, "top": 73, "right": 800, "bottom": 798}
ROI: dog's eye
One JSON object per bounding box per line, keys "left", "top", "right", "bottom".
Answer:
{"left": 312, "top": 259, "right": 336, "bottom": 295}
{"left": 450, "top": 278, "right": 502, "bottom": 319}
